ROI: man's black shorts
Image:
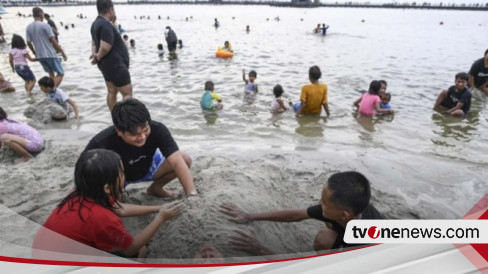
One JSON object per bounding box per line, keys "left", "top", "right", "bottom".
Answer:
{"left": 100, "top": 65, "right": 131, "bottom": 87}
{"left": 168, "top": 41, "right": 177, "bottom": 52}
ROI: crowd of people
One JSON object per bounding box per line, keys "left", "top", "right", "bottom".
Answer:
{"left": 0, "top": 0, "right": 487, "bottom": 263}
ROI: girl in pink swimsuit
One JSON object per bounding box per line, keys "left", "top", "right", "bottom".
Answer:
{"left": 0, "top": 107, "right": 44, "bottom": 162}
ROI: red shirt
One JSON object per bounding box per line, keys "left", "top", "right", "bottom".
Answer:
{"left": 33, "top": 196, "right": 133, "bottom": 254}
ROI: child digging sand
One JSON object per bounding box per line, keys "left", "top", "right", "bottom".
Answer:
{"left": 33, "top": 149, "right": 184, "bottom": 260}
{"left": 38, "top": 76, "right": 79, "bottom": 120}
{"left": 0, "top": 106, "right": 44, "bottom": 162}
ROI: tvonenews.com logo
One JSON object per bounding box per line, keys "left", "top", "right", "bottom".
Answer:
{"left": 344, "top": 220, "right": 488, "bottom": 244}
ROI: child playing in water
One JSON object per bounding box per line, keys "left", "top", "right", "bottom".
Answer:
{"left": 294, "top": 66, "right": 330, "bottom": 117}
{"left": 123, "top": 34, "right": 130, "bottom": 48}
{"left": 242, "top": 69, "right": 258, "bottom": 95}
{"left": 130, "top": 39, "right": 136, "bottom": 48}
{"left": 201, "top": 81, "right": 223, "bottom": 110}
{"left": 178, "top": 39, "right": 183, "bottom": 49}
{"left": 434, "top": 72, "right": 471, "bottom": 116}
{"left": 354, "top": 80, "right": 394, "bottom": 116}
{"left": 380, "top": 93, "right": 391, "bottom": 109}
{"left": 33, "top": 149, "right": 184, "bottom": 259}
{"left": 379, "top": 79, "right": 387, "bottom": 97}
{"left": 157, "top": 44, "right": 164, "bottom": 56}
{"left": 0, "top": 72, "right": 15, "bottom": 93}
{"left": 271, "top": 84, "right": 288, "bottom": 113}
{"left": 8, "top": 34, "right": 36, "bottom": 94}
{"left": 0, "top": 106, "right": 44, "bottom": 162}
{"left": 38, "top": 76, "right": 79, "bottom": 120}
{"left": 223, "top": 41, "right": 233, "bottom": 52}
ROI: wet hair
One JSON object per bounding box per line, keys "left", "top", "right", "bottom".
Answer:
{"left": 130, "top": 39, "right": 135, "bottom": 44}
{"left": 38, "top": 76, "right": 55, "bottom": 88}
{"left": 32, "top": 7, "right": 43, "bottom": 18}
{"left": 379, "top": 80, "right": 387, "bottom": 87}
{"left": 11, "top": 34, "right": 27, "bottom": 49}
{"left": 57, "top": 149, "right": 123, "bottom": 221}
{"left": 367, "top": 80, "right": 381, "bottom": 95}
{"left": 96, "top": 0, "right": 113, "bottom": 14}
{"left": 178, "top": 39, "right": 182, "bottom": 44}
{"left": 205, "top": 80, "right": 214, "bottom": 91}
{"left": 382, "top": 93, "right": 391, "bottom": 100}
{"left": 123, "top": 34, "right": 128, "bottom": 39}
{"left": 157, "top": 43, "right": 163, "bottom": 50}
{"left": 44, "top": 13, "right": 50, "bottom": 19}
{"left": 309, "top": 65, "right": 321, "bottom": 81}
{"left": 111, "top": 99, "right": 151, "bottom": 134}
{"left": 0, "top": 107, "right": 7, "bottom": 120}
{"left": 273, "top": 84, "right": 284, "bottom": 98}
{"left": 249, "top": 70, "right": 257, "bottom": 78}
{"left": 455, "top": 72, "right": 469, "bottom": 82}
{"left": 327, "top": 171, "right": 371, "bottom": 215}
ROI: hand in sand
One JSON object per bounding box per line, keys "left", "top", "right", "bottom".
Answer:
{"left": 219, "top": 202, "right": 251, "bottom": 224}
{"left": 157, "top": 201, "right": 184, "bottom": 221}
{"left": 229, "top": 229, "right": 270, "bottom": 256}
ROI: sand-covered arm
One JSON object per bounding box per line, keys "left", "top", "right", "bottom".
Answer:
{"left": 220, "top": 202, "right": 309, "bottom": 224}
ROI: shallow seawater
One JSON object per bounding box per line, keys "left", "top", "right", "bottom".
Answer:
{"left": 0, "top": 4, "right": 487, "bottom": 220}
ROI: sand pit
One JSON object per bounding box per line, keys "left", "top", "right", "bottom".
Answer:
{"left": 0, "top": 128, "right": 450, "bottom": 263}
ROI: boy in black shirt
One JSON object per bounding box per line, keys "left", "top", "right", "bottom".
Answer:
{"left": 220, "top": 171, "right": 384, "bottom": 255}
{"left": 434, "top": 72, "right": 471, "bottom": 116}
{"left": 85, "top": 99, "right": 198, "bottom": 198}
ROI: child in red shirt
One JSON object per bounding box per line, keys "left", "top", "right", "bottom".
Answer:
{"left": 33, "top": 149, "right": 184, "bottom": 259}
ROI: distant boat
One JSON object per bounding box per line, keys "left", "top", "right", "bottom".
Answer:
{"left": 0, "top": 7, "right": 7, "bottom": 14}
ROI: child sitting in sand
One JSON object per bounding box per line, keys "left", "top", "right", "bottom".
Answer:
{"left": 271, "top": 84, "right": 288, "bottom": 113}
{"left": 293, "top": 65, "right": 329, "bottom": 117}
{"left": 0, "top": 106, "right": 44, "bottom": 162}
{"left": 0, "top": 72, "right": 15, "bottom": 93}
{"left": 38, "top": 76, "right": 79, "bottom": 120}
{"left": 242, "top": 69, "right": 258, "bottom": 96}
{"left": 8, "top": 34, "right": 36, "bottom": 94}
{"left": 223, "top": 41, "right": 233, "bottom": 52}
{"left": 201, "top": 81, "right": 223, "bottom": 110}
{"left": 354, "top": 80, "right": 394, "bottom": 116}
{"left": 32, "top": 149, "right": 184, "bottom": 259}
{"left": 433, "top": 72, "right": 471, "bottom": 116}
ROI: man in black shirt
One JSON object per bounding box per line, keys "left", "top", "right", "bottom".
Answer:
{"left": 44, "top": 14, "right": 59, "bottom": 42}
{"left": 220, "top": 171, "right": 384, "bottom": 255}
{"left": 468, "top": 49, "right": 488, "bottom": 97}
{"left": 84, "top": 99, "right": 198, "bottom": 198}
{"left": 90, "top": 0, "right": 132, "bottom": 111}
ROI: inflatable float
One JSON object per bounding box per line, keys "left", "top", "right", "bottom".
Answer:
{"left": 216, "top": 47, "right": 233, "bottom": 58}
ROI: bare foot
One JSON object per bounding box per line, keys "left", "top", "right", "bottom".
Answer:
{"left": 146, "top": 187, "right": 177, "bottom": 199}
{"left": 14, "top": 157, "right": 31, "bottom": 164}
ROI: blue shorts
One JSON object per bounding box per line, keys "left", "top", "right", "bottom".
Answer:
{"left": 293, "top": 102, "right": 301, "bottom": 112}
{"left": 15, "top": 65, "right": 35, "bottom": 81}
{"left": 39, "top": 58, "right": 64, "bottom": 75}
{"left": 125, "top": 149, "right": 165, "bottom": 187}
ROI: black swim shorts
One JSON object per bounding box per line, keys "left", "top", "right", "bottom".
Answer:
{"left": 168, "top": 41, "right": 177, "bottom": 52}
{"left": 100, "top": 65, "right": 131, "bottom": 87}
